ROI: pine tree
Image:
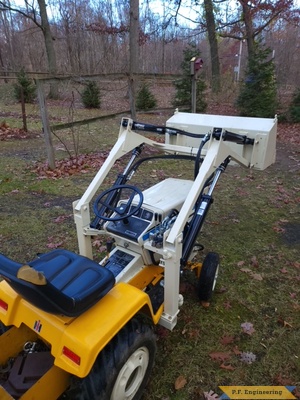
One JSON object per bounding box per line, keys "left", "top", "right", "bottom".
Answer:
{"left": 236, "top": 44, "right": 277, "bottom": 118}
{"left": 136, "top": 83, "right": 157, "bottom": 111}
{"left": 288, "top": 89, "right": 300, "bottom": 123}
{"left": 13, "top": 68, "right": 36, "bottom": 103}
{"left": 81, "top": 81, "right": 101, "bottom": 109}
{"left": 173, "top": 43, "right": 207, "bottom": 113}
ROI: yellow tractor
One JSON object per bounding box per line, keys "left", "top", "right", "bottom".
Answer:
{"left": 0, "top": 112, "right": 277, "bottom": 399}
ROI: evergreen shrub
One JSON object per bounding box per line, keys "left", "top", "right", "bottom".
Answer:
{"left": 236, "top": 45, "right": 277, "bottom": 118}
{"left": 173, "top": 43, "right": 207, "bottom": 113}
{"left": 136, "top": 83, "right": 157, "bottom": 111}
{"left": 81, "top": 81, "right": 101, "bottom": 109}
{"left": 289, "top": 89, "right": 300, "bottom": 123}
{"left": 13, "top": 68, "right": 36, "bottom": 103}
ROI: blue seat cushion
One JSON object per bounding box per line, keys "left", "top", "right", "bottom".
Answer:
{"left": 0, "top": 249, "right": 115, "bottom": 317}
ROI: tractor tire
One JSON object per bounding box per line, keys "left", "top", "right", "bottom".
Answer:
{"left": 71, "top": 316, "right": 156, "bottom": 400}
{"left": 197, "top": 252, "right": 220, "bottom": 302}
{"left": 0, "top": 322, "right": 10, "bottom": 334}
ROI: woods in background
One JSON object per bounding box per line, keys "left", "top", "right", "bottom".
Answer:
{"left": 0, "top": 0, "right": 299, "bottom": 99}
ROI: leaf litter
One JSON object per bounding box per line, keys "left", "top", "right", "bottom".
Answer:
{"left": 1, "top": 99, "right": 300, "bottom": 400}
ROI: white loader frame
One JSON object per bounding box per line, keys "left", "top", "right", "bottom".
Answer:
{"left": 73, "top": 113, "right": 277, "bottom": 330}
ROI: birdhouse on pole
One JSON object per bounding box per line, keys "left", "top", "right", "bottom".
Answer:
{"left": 190, "top": 57, "right": 203, "bottom": 77}
{"left": 190, "top": 57, "right": 204, "bottom": 113}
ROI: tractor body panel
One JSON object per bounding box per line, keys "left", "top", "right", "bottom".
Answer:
{"left": 0, "top": 113, "right": 278, "bottom": 399}
{"left": 0, "top": 280, "right": 155, "bottom": 377}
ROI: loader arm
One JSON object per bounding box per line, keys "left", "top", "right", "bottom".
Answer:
{"left": 73, "top": 114, "right": 276, "bottom": 329}
{"left": 150, "top": 132, "right": 258, "bottom": 329}
{"left": 167, "top": 135, "right": 251, "bottom": 246}
{"left": 0, "top": 112, "right": 277, "bottom": 400}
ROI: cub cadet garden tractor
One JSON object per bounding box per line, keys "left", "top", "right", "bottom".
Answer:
{"left": 0, "top": 111, "right": 277, "bottom": 399}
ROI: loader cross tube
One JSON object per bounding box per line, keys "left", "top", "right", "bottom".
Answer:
{"left": 0, "top": 113, "right": 277, "bottom": 400}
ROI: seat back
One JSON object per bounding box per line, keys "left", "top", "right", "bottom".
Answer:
{"left": 0, "top": 250, "right": 115, "bottom": 316}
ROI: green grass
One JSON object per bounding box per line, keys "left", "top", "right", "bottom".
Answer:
{"left": 0, "top": 91, "right": 299, "bottom": 399}
{"left": 142, "top": 161, "right": 300, "bottom": 399}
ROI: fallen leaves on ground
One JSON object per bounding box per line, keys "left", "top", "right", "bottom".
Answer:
{"left": 223, "top": 301, "right": 232, "bottom": 309}
{"left": 32, "top": 152, "right": 109, "bottom": 179}
{"left": 292, "top": 387, "right": 300, "bottom": 399}
{"left": 53, "top": 214, "right": 72, "bottom": 223}
{"left": 232, "top": 346, "right": 242, "bottom": 355}
{"left": 156, "top": 326, "right": 170, "bottom": 340}
{"left": 250, "top": 255, "right": 259, "bottom": 268}
{"left": 220, "top": 362, "right": 235, "bottom": 371}
{"left": 239, "top": 264, "right": 263, "bottom": 281}
{"left": 209, "top": 351, "right": 232, "bottom": 362}
{"left": 0, "top": 121, "right": 38, "bottom": 140}
{"left": 46, "top": 236, "right": 64, "bottom": 249}
{"left": 209, "top": 351, "right": 236, "bottom": 371}
{"left": 220, "top": 335, "right": 235, "bottom": 345}
{"left": 292, "top": 261, "right": 300, "bottom": 269}
{"left": 184, "top": 328, "right": 201, "bottom": 339}
{"left": 277, "top": 316, "right": 293, "bottom": 328}
{"left": 251, "top": 273, "right": 263, "bottom": 281}
{"left": 273, "top": 372, "right": 294, "bottom": 386}
{"left": 277, "top": 123, "right": 300, "bottom": 145}
{"left": 280, "top": 267, "right": 289, "bottom": 274}
{"left": 174, "top": 375, "right": 187, "bottom": 390}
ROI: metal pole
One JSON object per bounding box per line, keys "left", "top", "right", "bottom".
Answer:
{"left": 190, "top": 57, "right": 197, "bottom": 113}
{"left": 237, "top": 40, "right": 243, "bottom": 82}
{"left": 191, "top": 75, "right": 197, "bottom": 113}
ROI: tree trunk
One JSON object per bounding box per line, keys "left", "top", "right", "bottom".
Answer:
{"left": 64, "top": 20, "right": 76, "bottom": 73}
{"left": 204, "top": 0, "right": 221, "bottom": 93}
{"left": 0, "top": 7, "right": 15, "bottom": 71}
{"left": 37, "top": 0, "right": 59, "bottom": 99}
{"left": 36, "top": 79, "right": 56, "bottom": 170}
{"left": 129, "top": 0, "right": 139, "bottom": 120}
{"left": 239, "top": 0, "right": 255, "bottom": 58}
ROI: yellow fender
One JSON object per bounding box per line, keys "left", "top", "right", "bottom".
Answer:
{"left": 0, "top": 281, "right": 158, "bottom": 378}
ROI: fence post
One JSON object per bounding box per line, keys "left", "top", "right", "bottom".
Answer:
{"left": 190, "top": 56, "right": 204, "bottom": 113}
{"left": 35, "top": 79, "right": 55, "bottom": 170}
{"left": 20, "top": 87, "right": 28, "bottom": 132}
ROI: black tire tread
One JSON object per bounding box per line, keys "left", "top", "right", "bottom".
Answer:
{"left": 70, "top": 316, "right": 156, "bottom": 400}
{"left": 0, "top": 322, "right": 10, "bottom": 335}
{"left": 197, "top": 252, "right": 220, "bottom": 302}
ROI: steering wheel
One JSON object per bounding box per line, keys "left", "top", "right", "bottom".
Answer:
{"left": 93, "top": 184, "right": 144, "bottom": 222}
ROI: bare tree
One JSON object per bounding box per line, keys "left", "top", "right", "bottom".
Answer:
{"left": 219, "top": 0, "right": 298, "bottom": 58}
{"left": 37, "top": 0, "right": 58, "bottom": 97}
{"left": 129, "top": 0, "right": 139, "bottom": 119}
{"left": 0, "top": 4, "right": 17, "bottom": 73}
{"left": 1, "top": 0, "right": 299, "bottom": 89}
{"left": 162, "top": 0, "right": 221, "bottom": 92}
{"left": 57, "top": 0, "right": 77, "bottom": 73}
{"left": 203, "top": 0, "right": 220, "bottom": 92}
{"left": 0, "top": 0, "right": 58, "bottom": 98}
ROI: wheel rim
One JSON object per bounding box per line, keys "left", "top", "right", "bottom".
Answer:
{"left": 212, "top": 264, "right": 220, "bottom": 291}
{"left": 110, "top": 346, "right": 149, "bottom": 400}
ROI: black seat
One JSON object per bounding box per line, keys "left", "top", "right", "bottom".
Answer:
{"left": 0, "top": 249, "right": 115, "bottom": 317}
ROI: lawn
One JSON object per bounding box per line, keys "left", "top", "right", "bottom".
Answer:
{"left": 0, "top": 84, "right": 299, "bottom": 399}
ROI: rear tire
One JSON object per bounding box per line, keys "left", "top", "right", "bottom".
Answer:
{"left": 197, "top": 252, "right": 220, "bottom": 302}
{"left": 71, "top": 316, "right": 156, "bottom": 400}
{"left": 0, "top": 322, "right": 10, "bottom": 335}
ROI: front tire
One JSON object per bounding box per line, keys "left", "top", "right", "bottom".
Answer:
{"left": 197, "top": 252, "right": 220, "bottom": 302}
{"left": 72, "top": 316, "right": 156, "bottom": 400}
